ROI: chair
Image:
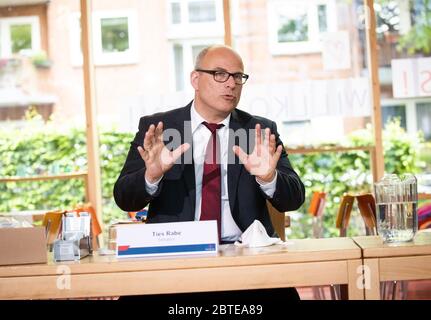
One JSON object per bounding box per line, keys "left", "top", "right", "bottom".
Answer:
{"left": 356, "top": 194, "right": 377, "bottom": 235}
{"left": 335, "top": 194, "right": 355, "bottom": 237}
{"left": 356, "top": 193, "right": 407, "bottom": 300}
{"left": 267, "top": 201, "right": 287, "bottom": 241}
{"left": 309, "top": 191, "right": 326, "bottom": 238}
{"left": 331, "top": 194, "right": 355, "bottom": 299}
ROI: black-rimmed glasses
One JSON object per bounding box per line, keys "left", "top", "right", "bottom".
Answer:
{"left": 195, "top": 69, "right": 249, "bottom": 85}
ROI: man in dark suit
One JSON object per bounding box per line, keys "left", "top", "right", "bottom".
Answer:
{"left": 114, "top": 45, "right": 305, "bottom": 301}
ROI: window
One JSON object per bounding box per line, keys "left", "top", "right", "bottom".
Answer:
{"left": 0, "top": 16, "right": 41, "bottom": 57}
{"left": 417, "top": 102, "right": 431, "bottom": 140}
{"left": 173, "top": 44, "right": 184, "bottom": 91}
{"left": 167, "top": 1, "right": 223, "bottom": 91}
{"left": 382, "top": 105, "right": 407, "bottom": 129}
{"left": 171, "top": 2, "right": 182, "bottom": 24}
{"left": 69, "top": 10, "right": 138, "bottom": 66}
{"left": 171, "top": 41, "right": 219, "bottom": 91}
{"left": 167, "top": 0, "right": 224, "bottom": 39}
{"left": 267, "top": 0, "right": 337, "bottom": 55}
{"left": 100, "top": 17, "right": 129, "bottom": 53}
{"left": 188, "top": 0, "right": 216, "bottom": 23}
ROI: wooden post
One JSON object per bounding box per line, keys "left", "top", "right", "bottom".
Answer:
{"left": 80, "top": 0, "right": 104, "bottom": 247}
{"left": 364, "top": 0, "right": 385, "bottom": 181}
{"left": 370, "top": 147, "right": 378, "bottom": 183}
{"left": 223, "top": 0, "right": 232, "bottom": 46}
{"left": 83, "top": 173, "right": 90, "bottom": 203}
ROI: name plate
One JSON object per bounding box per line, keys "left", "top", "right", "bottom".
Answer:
{"left": 116, "top": 220, "right": 218, "bottom": 258}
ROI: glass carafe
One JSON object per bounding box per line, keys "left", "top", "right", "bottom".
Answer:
{"left": 374, "top": 174, "right": 418, "bottom": 243}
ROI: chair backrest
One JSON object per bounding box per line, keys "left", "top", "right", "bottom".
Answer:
{"left": 267, "top": 201, "right": 286, "bottom": 241}
{"left": 335, "top": 194, "right": 355, "bottom": 237}
{"left": 356, "top": 193, "right": 377, "bottom": 235}
{"left": 308, "top": 191, "right": 327, "bottom": 238}
{"left": 308, "top": 191, "right": 326, "bottom": 217}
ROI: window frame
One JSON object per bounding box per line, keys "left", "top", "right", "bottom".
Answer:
{"left": 69, "top": 10, "right": 139, "bottom": 67}
{"left": 169, "top": 38, "right": 223, "bottom": 92}
{"left": 0, "top": 16, "right": 41, "bottom": 57}
{"left": 267, "top": 0, "right": 337, "bottom": 55}
{"left": 381, "top": 97, "right": 431, "bottom": 137}
{"left": 167, "top": 0, "right": 224, "bottom": 40}
{"left": 415, "top": 100, "right": 431, "bottom": 141}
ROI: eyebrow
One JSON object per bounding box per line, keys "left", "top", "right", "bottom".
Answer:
{"left": 213, "top": 67, "right": 244, "bottom": 74}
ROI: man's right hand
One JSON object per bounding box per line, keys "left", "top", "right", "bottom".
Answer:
{"left": 137, "top": 121, "right": 190, "bottom": 184}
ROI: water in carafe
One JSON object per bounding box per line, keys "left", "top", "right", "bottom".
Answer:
{"left": 374, "top": 174, "right": 418, "bottom": 243}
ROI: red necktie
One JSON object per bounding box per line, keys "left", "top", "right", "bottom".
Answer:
{"left": 200, "top": 122, "right": 224, "bottom": 242}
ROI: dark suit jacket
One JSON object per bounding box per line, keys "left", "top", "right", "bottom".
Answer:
{"left": 114, "top": 102, "right": 305, "bottom": 237}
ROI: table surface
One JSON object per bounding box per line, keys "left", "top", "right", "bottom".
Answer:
{"left": 0, "top": 237, "right": 361, "bottom": 277}
{"left": 0, "top": 237, "right": 364, "bottom": 299}
{"left": 353, "top": 230, "right": 431, "bottom": 258}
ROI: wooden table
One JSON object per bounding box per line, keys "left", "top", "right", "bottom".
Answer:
{"left": 0, "top": 237, "right": 363, "bottom": 300}
{"left": 353, "top": 230, "right": 431, "bottom": 300}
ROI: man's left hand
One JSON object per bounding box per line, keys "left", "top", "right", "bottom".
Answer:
{"left": 233, "top": 123, "right": 282, "bottom": 183}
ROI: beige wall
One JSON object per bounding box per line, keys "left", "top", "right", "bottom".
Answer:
{"left": 4, "top": 0, "right": 367, "bottom": 131}
{"left": 234, "top": 0, "right": 361, "bottom": 84}
{"left": 44, "top": 0, "right": 171, "bottom": 124}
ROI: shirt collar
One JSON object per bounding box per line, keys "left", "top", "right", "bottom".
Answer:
{"left": 190, "top": 101, "right": 231, "bottom": 134}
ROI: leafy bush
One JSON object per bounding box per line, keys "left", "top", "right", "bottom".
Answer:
{"left": 0, "top": 118, "right": 425, "bottom": 240}
{"left": 0, "top": 120, "right": 133, "bottom": 234}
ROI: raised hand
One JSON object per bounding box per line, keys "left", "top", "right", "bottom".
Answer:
{"left": 233, "top": 123, "right": 282, "bottom": 183}
{"left": 137, "top": 122, "right": 190, "bottom": 183}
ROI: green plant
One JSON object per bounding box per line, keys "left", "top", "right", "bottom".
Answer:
{"left": 0, "top": 120, "right": 133, "bottom": 238}
{"left": 397, "top": 0, "right": 431, "bottom": 54}
{"left": 31, "top": 51, "right": 52, "bottom": 69}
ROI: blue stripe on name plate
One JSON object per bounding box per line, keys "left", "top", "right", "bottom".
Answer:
{"left": 118, "top": 243, "right": 217, "bottom": 255}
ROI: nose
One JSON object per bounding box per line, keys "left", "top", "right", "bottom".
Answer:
{"left": 225, "top": 74, "right": 237, "bottom": 88}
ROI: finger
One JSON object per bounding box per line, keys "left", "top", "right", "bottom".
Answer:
{"left": 171, "top": 143, "right": 191, "bottom": 163}
{"left": 255, "top": 124, "right": 262, "bottom": 157}
{"left": 264, "top": 128, "right": 270, "bottom": 147}
{"left": 155, "top": 121, "right": 164, "bottom": 142}
{"left": 269, "top": 134, "right": 276, "bottom": 154}
{"left": 137, "top": 146, "right": 148, "bottom": 161}
{"left": 149, "top": 124, "right": 157, "bottom": 145}
{"left": 255, "top": 123, "right": 262, "bottom": 147}
{"left": 144, "top": 124, "right": 155, "bottom": 145}
{"left": 272, "top": 145, "right": 283, "bottom": 163}
{"left": 233, "top": 145, "right": 248, "bottom": 165}
{"left": 143, "top": 130, "right": 153, "bottom": 151}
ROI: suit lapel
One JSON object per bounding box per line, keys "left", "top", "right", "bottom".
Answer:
{"left": 227, "top": 109, "right": 246, "bottom": 214}
{"left": 173, "top": 103, "right": 196, "bottom": 216}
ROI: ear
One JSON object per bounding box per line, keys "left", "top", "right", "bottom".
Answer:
{"left": 190, "top": 70, "right": 199, "bottom": 90}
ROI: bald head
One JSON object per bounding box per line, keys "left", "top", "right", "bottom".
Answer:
{"left": 190, "top": 44, "right": 245, "bottom": 123}
{"left": 194, "top": 45, "right": 244, "bottom": 71}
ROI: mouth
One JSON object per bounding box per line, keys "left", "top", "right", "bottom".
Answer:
{"left": 221, "top": 94, "right": 236, "bottom": 101}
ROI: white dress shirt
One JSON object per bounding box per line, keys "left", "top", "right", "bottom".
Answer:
{"left": 145, "top": 103, "right": 277, "bottom": 241}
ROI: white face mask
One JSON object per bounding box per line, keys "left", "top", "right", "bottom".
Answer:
{"left": 235, "top": 220, "right": 283, "bottom": 248}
